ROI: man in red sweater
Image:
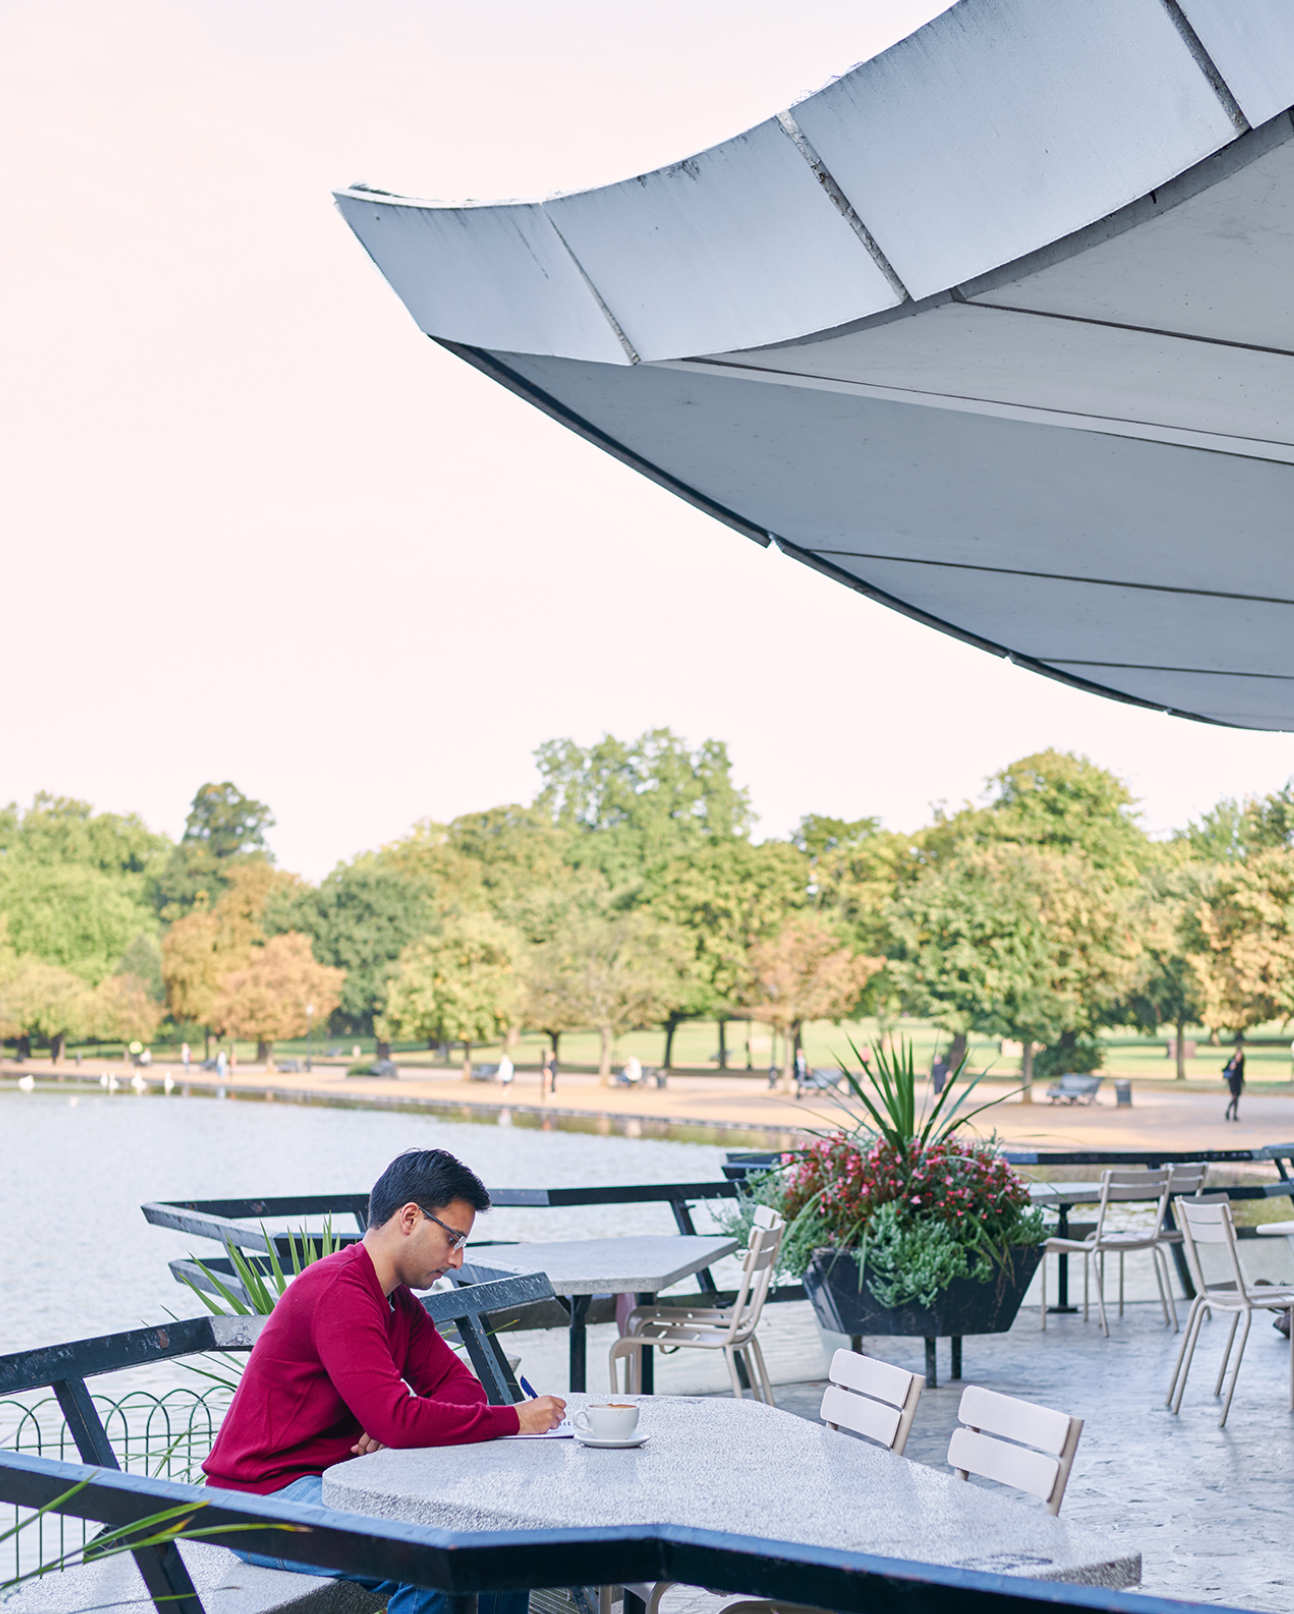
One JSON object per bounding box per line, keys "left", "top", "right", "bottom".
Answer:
{"left": 206, "top": 1147, "right": 566, "bottom": 1614}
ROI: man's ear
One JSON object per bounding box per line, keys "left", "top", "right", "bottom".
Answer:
{"left": 396, "top": 1202, "right": 422, "bottom": 1236}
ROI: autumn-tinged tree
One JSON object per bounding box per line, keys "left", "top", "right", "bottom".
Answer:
{"left": 0, "top": 959, "right": 93, "bottom": 1061}
{"left": 90, "top": 974, "right": 165, "bottom": 1046}
{"left": 211, "top": 933, "right": 344, "bottom": 1063}
{"left": 156, "top": 781, "right": 276, "bottom": 916}
{"left": 746, "top": 916, "right": 883, "bottom": 1091}
{"left": 1182, "top": 849, "right": 1294, "bottom": 1037}
{"left": 381, "top": 914, "right": 523, "bottom": 1078}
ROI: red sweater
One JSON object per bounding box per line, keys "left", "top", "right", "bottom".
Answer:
{"left": 204, "top": 1242, "right": 519, "bottom": 1494}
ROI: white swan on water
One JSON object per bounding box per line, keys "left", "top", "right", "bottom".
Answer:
{"left": 16, "top": 1074, "right": 34, "bottom": 1092}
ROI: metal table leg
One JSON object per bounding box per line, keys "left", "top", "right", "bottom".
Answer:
{"left": 563, "top": 1294, "right": 591, "bottom": 1392}
{"left": 635, "top": 1293, "right": 655, "bottom": 1394}
{"left": 1051, "top": 1203, "right": 1079, "bottom": 1315}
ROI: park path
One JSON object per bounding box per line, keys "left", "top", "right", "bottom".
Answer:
{"left": 4, "top": 1058, "right": 1291, "bottom": 1150}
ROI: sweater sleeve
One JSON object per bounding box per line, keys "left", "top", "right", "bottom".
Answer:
{"left": 313, "top": 1271, "right": 519, "bottom": 1447}
{"left": 401, "top": 1295, "right": 502, "bottom": 1404}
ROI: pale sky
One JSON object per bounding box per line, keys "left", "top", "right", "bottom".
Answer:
{"left": 4, "top": 0, "right": 1292, "bottom": 878}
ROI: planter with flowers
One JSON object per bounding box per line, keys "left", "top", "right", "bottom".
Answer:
{"left": 721, "top": 1040, "right": 1044, "bottom": 1385}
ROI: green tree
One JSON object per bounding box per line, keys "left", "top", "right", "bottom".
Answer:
{"left": 0, "top": 793, "right": 171, "bottom": 900}
{"left": 746, "top": 915, "right": 882, "bottom": 1090}
{"left": 534, "top": 729, "right": 753, "bottom": 893}
{"left": 523, "top": 908, "right": 692, "bottom": 1080}
{"left": 268, "top": 854, "right": 439, "bottom": 1038}
{"left": 1184, "top": 780, "right": 1294, "bottom": 863}
{"left": 156, "top": 782, "right": 275, "bottom": 915}
{"left": 647, "top": 839, "right": 810, "bottom": 1067}
{"left": 381, "top": 914, "right": 523, "bottom": 1078}
{"left": 0, "top": 862, "right": 150, "bottom": 985}
{"left": 1120, "top": 851, "right": 1212, "bottom": 1079}
{"left": 90, "top": 973, "right": 165, "bottom": 1046}
{"left": 889, "top": 843, "right": 1138, "bottom": 1099}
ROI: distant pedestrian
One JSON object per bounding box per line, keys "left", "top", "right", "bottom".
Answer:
{"left": 181, "top": 1042, "right": 191, "bottom": 1074}
{"left": 497, "top": 1054, "right": 514, "bottom": 1089}
{"left": 1223, "top": 1043, "right": 1245, "bottom": 1122}
{"left": 541, "top": 1048, "right": 558, "bottom": 1098}
{"left": 215, "top": 1047, "right": 228, "bottom": 1080}
{"left": 793, "top": 1046, "right": 808, "bottom": 1098}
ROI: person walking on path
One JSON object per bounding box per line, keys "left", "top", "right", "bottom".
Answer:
{"left": 1224, "top": 1043, "right": 1246, "bottom": 1121}
{"left": 541, "top": 1047, "right": 558, "bottom": 1098}
{"left": 497, "top": 1052, "right": 514, "bottom": 1089}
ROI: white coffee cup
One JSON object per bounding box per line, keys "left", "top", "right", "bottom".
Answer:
{"left": 574, "top": 1403, "right": 640, "bottom": 1441}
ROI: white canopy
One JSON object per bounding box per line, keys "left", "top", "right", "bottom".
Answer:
{"left": 336, "top": 0, "right": 1294, "bottom": 729}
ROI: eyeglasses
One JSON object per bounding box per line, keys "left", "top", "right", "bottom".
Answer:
{"left": 419, "top": 1208, "right": 470, "bottom": 1250}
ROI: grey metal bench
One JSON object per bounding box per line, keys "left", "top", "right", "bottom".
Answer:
{"left": 1046, "top": 1074, "right": 1103, "bottom": 1105}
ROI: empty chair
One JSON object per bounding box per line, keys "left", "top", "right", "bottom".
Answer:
{"left": 1167, "top": 1195, "right": 1294, "bottom": 1427}
{"left": 947, "top": 1385, "right": 1083, "bottom": 1515}
{"left": 609, "top": 1206, "right": 783, "bottom": 1403}
{"left": 669, "top": 1353, "right": 924, "bottom": 1614}
{"left": 1039, "top": 1167, "right": 1178, "bottom": 1335}
{"left": 819, "top": 1347, "right": 925, "bottom": 1455}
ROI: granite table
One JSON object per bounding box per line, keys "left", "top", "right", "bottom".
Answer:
{"left": 325, "top": 1396, "right": 1140, "bottom": 1593}
{"left": 461, "top": 1235, "right": 737, "bottom": 1392}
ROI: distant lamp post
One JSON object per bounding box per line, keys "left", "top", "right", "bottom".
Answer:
{"left": 306, "top": 1003, "right": 315, "bottom": 1072}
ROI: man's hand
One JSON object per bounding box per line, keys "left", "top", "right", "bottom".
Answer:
{"left": 350, "top": 1432, "right": 385, "bottom": 1457}
{"left": 515, "top": 1394, "right": 567, "bottom": 1434}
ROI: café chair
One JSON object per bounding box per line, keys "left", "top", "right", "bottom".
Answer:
{"left": 1167, "top": 1195, "right": 1294, "bottom": 1427}
{"left": 626, "top": 1351, "right": 925, "bottom": 1614}
{"left": 1038, "top": 1166, "right": 1178, "bottom": 1336}
{"left": 608, "top": 1206, "right": 784, "bottom": 1403}
{"left": 947, "top": 1385, "right": 1083, "bottom": 1515}
{"left": 819, "top": 1346, "right": 925, "bottom": 1454}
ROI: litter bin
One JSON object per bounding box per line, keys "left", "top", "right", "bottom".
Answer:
{"left": 1114, "top": 1079, "right": 1133, "bottom": 1107}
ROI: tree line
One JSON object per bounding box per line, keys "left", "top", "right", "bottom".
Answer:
{"left": 3, "top": 738, "right": 1293, "bottom": 1092}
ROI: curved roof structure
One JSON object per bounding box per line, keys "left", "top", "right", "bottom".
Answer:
{"left": 336, "top": 0, "right": 1294, "bottom": 730}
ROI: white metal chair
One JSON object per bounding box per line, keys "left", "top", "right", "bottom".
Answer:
{"left": 947, "top": 1385, "right": 1083, "bottom": 1514}
{"left": 1167, "top": 1195, "right": 1294, "bottom": 1427}
{"left": 819, "top": 1346, "right": 925, "bottom": 1455}
{"left": 644, "top": 1351, "right": 925, "bottom": 1614}
{"left": 1039, "top": 1167, "right": 1178, "bottom": 1335}
{"left": 609, "top": 1206, "right": 783, "bottom": 1403}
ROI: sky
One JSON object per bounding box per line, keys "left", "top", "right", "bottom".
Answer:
{"left": 4, "top": 0, "right": 1293, "bottom": 878}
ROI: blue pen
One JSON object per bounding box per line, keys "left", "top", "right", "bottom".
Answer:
{"left": 519, "top": 1375, "right": 539, "bottom": 1399}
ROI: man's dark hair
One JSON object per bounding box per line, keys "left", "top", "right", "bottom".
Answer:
{"left": 368, "top": 1148, "right": 491, "bottom": 1228}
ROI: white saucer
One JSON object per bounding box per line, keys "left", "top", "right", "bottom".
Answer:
{"left": 574, "top": 1431, "right": 649, "bottom": 1449}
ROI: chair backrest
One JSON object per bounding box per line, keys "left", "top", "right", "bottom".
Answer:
{"left": 1168, "top": 1163, "right": 1208, "bottom": 1197}
{"left": 1094, "top": 1166, "right": 1172, "bottom": 1236}
{"left": 724, "top": 1208, "right": 784, "bottom": 1338}
{"left": 946, "top": 1385, "right": 1083, "bottom": 1515}
{"left": 1177, "top": 1195, "right": 1249, "bottom": 1297}
{"left": 819, "top": 1348, "right": 925, "bottom": 1455}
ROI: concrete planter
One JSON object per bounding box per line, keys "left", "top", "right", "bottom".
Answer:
{"left": 802, "top": 1242, "right": 1043, "bottom": 1385}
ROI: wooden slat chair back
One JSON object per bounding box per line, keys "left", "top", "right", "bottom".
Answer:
{"left": 1168, "top": 1196, "right": 1294, "bottom": 1425}
{"left": 946, "top": 1385, "right": 1083, "bottom": 1515}
{"left": 819, "top": 1348, "right": 925, "bottom": 1455}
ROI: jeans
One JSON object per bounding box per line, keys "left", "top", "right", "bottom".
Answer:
{"left": 229, "top": 1474, "right": 530, "bottom": 1614}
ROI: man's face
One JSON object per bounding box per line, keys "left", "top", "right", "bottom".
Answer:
{"left": 404, "top": 1196, "right": 477, "bottom": 1290}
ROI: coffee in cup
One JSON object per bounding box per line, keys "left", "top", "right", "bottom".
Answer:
{"left": 574, "top": 1403, "right": 640, "bottom": 1440}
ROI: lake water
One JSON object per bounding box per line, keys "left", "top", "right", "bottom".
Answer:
{"left": 0, "top": 1090, "right": 735, "bottom": 1359}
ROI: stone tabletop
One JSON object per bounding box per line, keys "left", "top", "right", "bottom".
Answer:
{"left": 325, "top": 1395, "right": 1139, "bottom": 1588}
{"left": 464, "top": 1235, "right": 737, "bottom": 1295}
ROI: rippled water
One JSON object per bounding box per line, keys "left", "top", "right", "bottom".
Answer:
{"left": 0, "top": 1090, "right": 732, "bottom": 1357}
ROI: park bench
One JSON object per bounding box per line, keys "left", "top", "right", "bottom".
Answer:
{"left": 0, "top": 1274, "right": 552, "bottom": 1614}
{"left": 796, "top": 1067, "right": 848, "bottom": 1095}
{"left": 1046, "top": 1074, "right": 1104, "bottom": 1105}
